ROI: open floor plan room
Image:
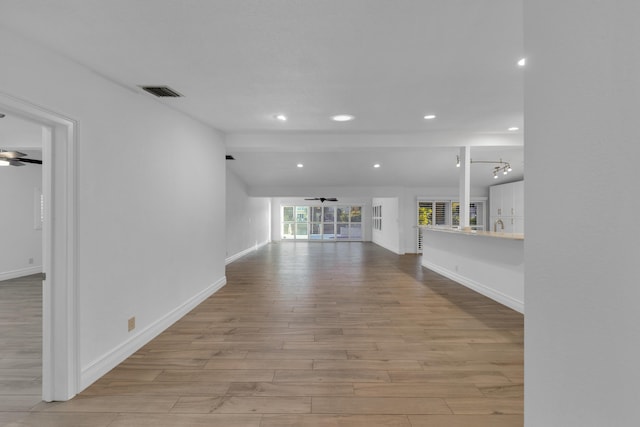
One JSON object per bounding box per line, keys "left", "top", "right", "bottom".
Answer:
{"left": 1, "top": 243, "right": 523, "bottom": 427}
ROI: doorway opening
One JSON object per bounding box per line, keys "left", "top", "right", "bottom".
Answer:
{"left": 0, "top": 93, "right": 78, "bottom": 402}
{"left": 0, "top": 113, "right": 44, "bottom": 408}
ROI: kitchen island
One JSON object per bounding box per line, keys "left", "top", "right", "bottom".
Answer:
{"left": 420, "top": 226, "right": 524, "bottom": 313}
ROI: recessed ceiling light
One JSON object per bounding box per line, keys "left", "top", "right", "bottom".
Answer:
{"left": 423, "top": 114, "right": 436, "bottom": 120}
{"left": 508, "top": 127, "right": 520, "bottom": 131}
{"left": 331, "top": 114, "right": 355, "bottom": 122}
{"left": 373, "top": 164, "right": 381, "bottom": 168}
{"left": 517, "top": 58, "right": 526, "bottom": 67}
{"left": 297, "top": 163, "right": 304, "bottom": 168}
{"left": 275, "top": 114, "right": 287, "bottom": 121}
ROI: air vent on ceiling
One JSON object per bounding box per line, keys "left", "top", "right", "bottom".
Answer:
{"left": 140, "top": 86, "right": 183, "bottom": 97}
{"left": 226, "top": 155, "right": 235, "bottom": 160}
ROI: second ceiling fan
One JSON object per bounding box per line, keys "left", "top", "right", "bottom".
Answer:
{"left": 305, "top": 197, "right": 338, "bottom": 203}
{"left": 0, "top": 149, "right": 42, "bottom": 166}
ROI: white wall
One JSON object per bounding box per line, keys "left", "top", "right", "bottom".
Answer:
{"left": 0, "top": 160, "right": 43, "bottom": 280}
{"left": 258, "top": 185, "right": 490, "bottom": 253}
{"left": 0, "top": 27, "right": 227, "bottom": 391}
{"left": 525, "top": 2, "right": 640, "bottom": 426}
{"left": 256, "top": 184, "right": 486, "bottom": 250}
{"left": 422, "top": 230, "right": 524, "bottom": 313}
{"left": 226, "top": 168, "right": 271, "bottom": 263}
{"left": 372, "top": 197, "right": 401, "bottom": 254}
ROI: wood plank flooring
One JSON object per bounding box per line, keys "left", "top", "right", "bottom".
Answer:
{"left": 0, "top": 274, "right": 42, "bottom": 426}
{"left": 0, "top": 242, "right": 524, "bottom": 426}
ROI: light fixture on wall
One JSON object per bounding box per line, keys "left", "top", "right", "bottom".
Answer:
{"left": 456, "top": 156, "right": 512, "bottom": 179}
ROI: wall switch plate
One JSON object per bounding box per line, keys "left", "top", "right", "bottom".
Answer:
{"left": 128, "top": 316, "right": 136, "bottom": 332}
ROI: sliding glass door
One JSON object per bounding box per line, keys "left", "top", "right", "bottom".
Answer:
{"left": 282, "top": 205, "right": 362, "bottom": 241}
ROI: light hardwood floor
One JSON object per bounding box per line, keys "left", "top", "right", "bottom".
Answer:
{"left": 0, "top": 274, "right": 42, "bottom": 426}
{"left": 0, "top": 243, "right": 523, "bottom": 426}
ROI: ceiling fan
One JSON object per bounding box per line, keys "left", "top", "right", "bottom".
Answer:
{"left": 0, "top": 149, "right": 43, "bottom": 166}
{"left": 305, "top": 197, "right": 338, "bottom": 203}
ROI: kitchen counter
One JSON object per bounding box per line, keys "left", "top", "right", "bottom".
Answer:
{"left": 419, "top": 226, "right": 524, "bottom": 240}
{"left": 420, "top": 226, "right": 524, "bottom": 313}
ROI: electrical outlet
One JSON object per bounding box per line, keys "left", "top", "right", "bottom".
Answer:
{"left": 28, "top": 258, "right": 34, "bottom": 265}
{"left": 128, "top": 316, "right": 136, "bottom": 332}
{"left": 454, "top": 265, "right": 459, "bottom": 272}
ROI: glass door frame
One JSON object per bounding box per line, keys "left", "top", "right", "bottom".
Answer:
{"left": 281, "top": 204, "right": 363, "bottom": 242}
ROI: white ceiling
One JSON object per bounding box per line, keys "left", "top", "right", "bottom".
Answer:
{"left": 0, "top": 0, "right": 524, "bottom": 190}
{"left": 228, "top": 146, "right": 524, "bottom": 191}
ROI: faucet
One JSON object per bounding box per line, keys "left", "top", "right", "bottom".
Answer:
{"left": 494, "top": 218, "right": 504, "bottom": 232}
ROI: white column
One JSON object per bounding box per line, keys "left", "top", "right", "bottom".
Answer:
{"left": 458, "top": 146, "right": 470, "bottom": 229}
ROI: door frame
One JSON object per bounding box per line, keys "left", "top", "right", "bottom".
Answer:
{"left": 0, "top": 92, "right": 78, "bottom": 401}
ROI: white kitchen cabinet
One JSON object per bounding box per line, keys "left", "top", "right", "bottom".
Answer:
{"left": 490, "top": 180, "right": 524, "bottom": 234}
{"left": 490, "top": 215, "right": 524, "bottom": 234}
{"left": 512, "top": 216, "right": 524, "bottom": 234}
{"left": 489, "top": 187, "right": 499, "bottom": 216}
{"left": 512, "top": 180, "right": 524, "bottom": 217}
{"left": 489, "top": 185, "right": 501, "bottom": 216}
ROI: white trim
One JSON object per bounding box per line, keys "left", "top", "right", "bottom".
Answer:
{"left": 0, "top": 266, "right": 43, "bottom": 281}
{"left": 0, "top": 92, "right": 78, "bottom": 401}
{"left": 226, "top": 241, "right": 270, "bottom": 265}
{"left": 80, "top": 276, "right": 227, "bottom": 390}
{"left": 41, "top": 125, "right": 54, "bottom": 401}
{"left": 423, "top": 260, "right": 524, "bottom": 314}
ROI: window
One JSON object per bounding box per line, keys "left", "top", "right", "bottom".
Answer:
{"left": 282, "top": 205, "right": 363, "bottom": 241}
{"left": 435, "top": 202, "right": 447, "bottom": 225}
{"left": 373, "top": 205, "right": 382, "bottom": 231}
{"left": 419, "top": 201, "right": 449, "bottom": 226}
{"left": 452, "top": 202, "right": 482, "bottom": 227}
{"left": 417, "top": 199, "right": 486, "bottom": 251}
{"left": 295, "top": 206, "right": 308, "bottom": 223}
{"left": 283, "top": 206, "right": 294, "bottom": 222}
{"left": 417, "top": 202, "right": 431, "bottom": 226}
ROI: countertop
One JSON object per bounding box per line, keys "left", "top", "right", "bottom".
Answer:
{"left": 418, "top": 226, "right": 524, "bottom": 240}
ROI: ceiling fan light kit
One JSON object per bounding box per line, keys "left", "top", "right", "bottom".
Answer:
{"left": 0, "top": 149, "right": 43, "bottom": 166}
{"left": 304, "top": 197, "right": 338, "bottom": 203}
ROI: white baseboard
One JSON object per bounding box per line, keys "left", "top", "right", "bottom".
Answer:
{"left": 225, "top": 241, "right": 270, "bottom": 265}
{"left": 0, "top": 266, "right": 43, "bottom": 281}
{"left": 371, "top": 240, "right": 402, "bottom": 255}
{"left": 423, "top": 261, "right": 524, "bottom": 314}
{"left": 80, "top": 276, "right": 227, "bottom": 391}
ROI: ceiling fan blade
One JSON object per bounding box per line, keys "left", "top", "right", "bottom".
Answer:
{"left": 0, "top": 149, "right": 27, "bottom": 159}
{"left": 304, "top": 197, "right": 338, "bottom": 203}
{"left": 15, "top": 157, "right": 42, "bottom": 165}
{"left": 8, "top": 159, "right": 25, "bottom": 166}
